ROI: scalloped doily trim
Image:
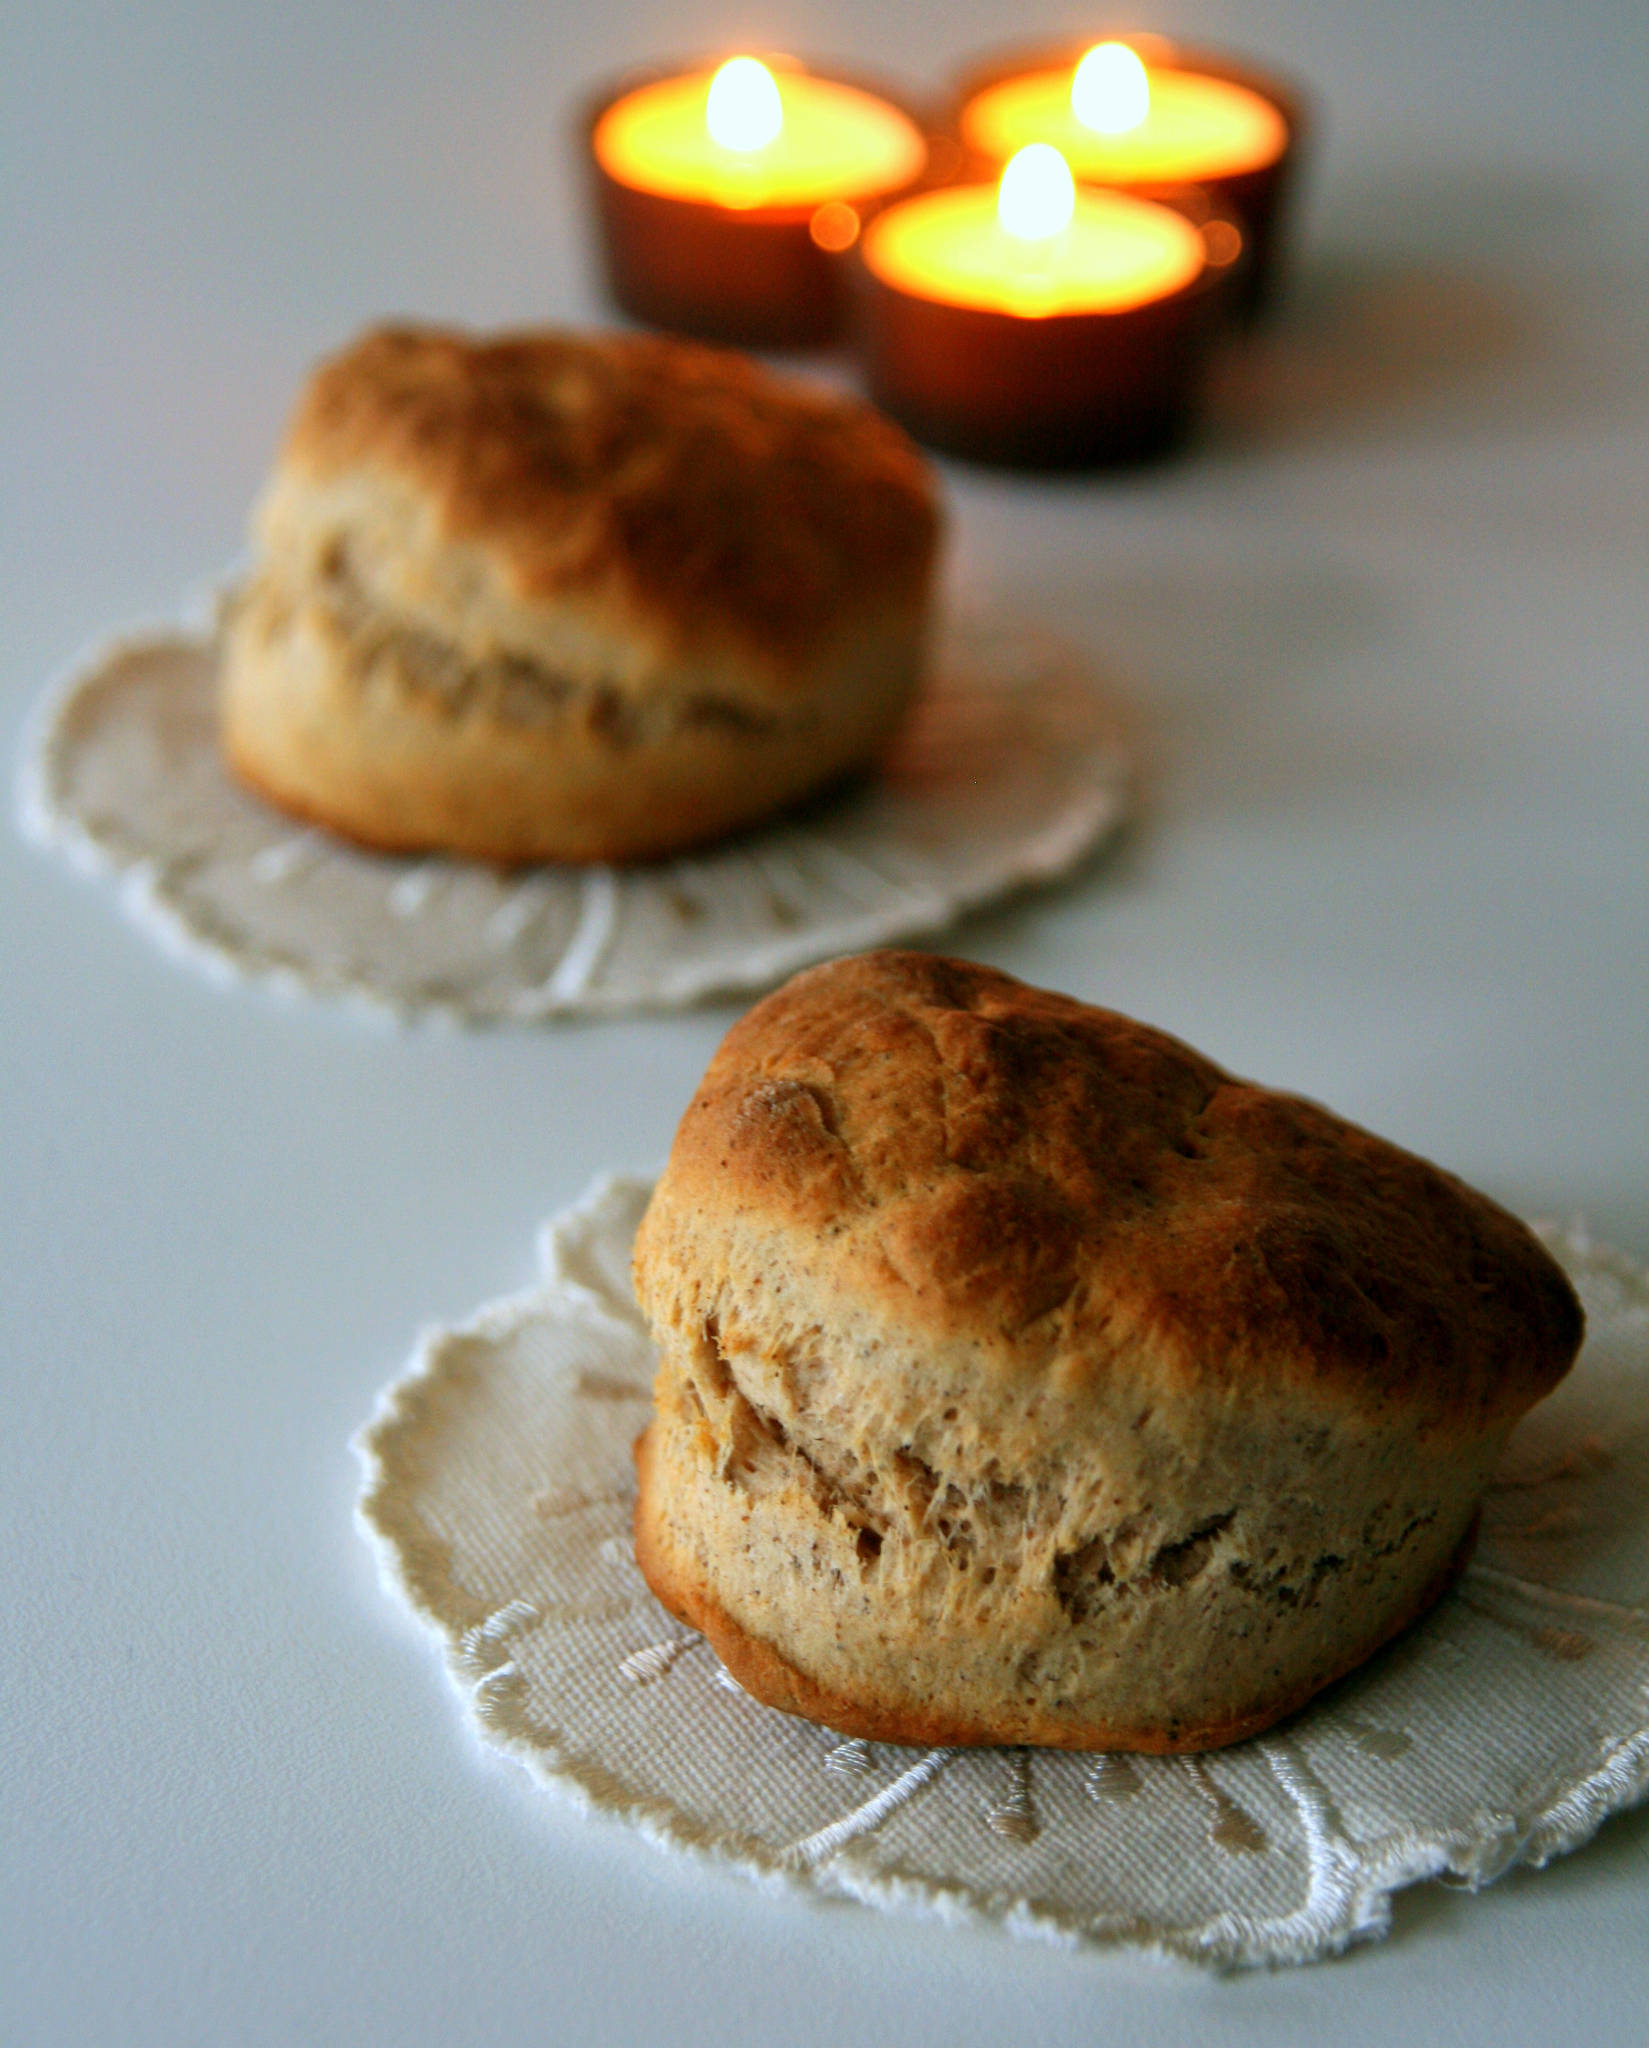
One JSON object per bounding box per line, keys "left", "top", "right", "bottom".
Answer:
{"left": 18, "top": 609, "right": 1134, "bottom": 1022}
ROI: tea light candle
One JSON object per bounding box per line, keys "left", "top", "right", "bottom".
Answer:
{"left": 954, "top": 39, "right": 1305, "bottom": 316}
{"left": 855, "top": 146, "right": 1219, "bottom": 467}
{"left": 588, "top": 57, "right": 928, "bottom": 347}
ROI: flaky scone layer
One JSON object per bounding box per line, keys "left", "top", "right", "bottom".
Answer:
{"left": 220, "top": 573, "right": 923, "bottom": 863}
{"left": 631, "top": 952, "right": 1583, "bottom": 1750}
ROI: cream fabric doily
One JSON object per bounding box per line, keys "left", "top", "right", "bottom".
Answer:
{"left": 355, "top": 1177, "right": 1649, "bottom": 1968}
{"left": 17, "top": 612, "right": 1131, "bottom": 1021}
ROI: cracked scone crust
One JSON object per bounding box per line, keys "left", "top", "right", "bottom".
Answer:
{"left": 632, "top": 951, "right": 1584, "bottom": 1751}
{"left": 221, "top": 325, "right": 939, "bottom": 862}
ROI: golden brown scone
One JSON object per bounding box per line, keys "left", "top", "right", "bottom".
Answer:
{"left": 220, "top": 325, "right": 940, "bottom": 863}
{"left": 632, "top": 951, "right": 1583, "bottom": 1752}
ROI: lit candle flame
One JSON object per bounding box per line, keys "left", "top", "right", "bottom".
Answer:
{"left": 1071, "top": 42, "right": 1150, "bottom": 134}
{"left": 997, "top": 144, "right": 1075, "bottom": 241}
{"left": 706, "top": 57, "right": 784, "bottom": 152}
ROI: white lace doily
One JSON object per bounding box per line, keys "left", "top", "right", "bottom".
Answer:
{"left": 16, "top": 612, "right": 1131, "bottom": 1021}
{"left": 355, "top": 1177, "right": 1649, "bottom": 1968}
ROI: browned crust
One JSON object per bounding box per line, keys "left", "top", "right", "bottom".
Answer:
{"left": 277, "top": 324, "right": 939, "bottom": 663}
{"left": 633, "top": 1421, "right": 1480, "bottom": 1752}
{"left": 644, "top": 952, "right": 1583, "bottom": 1435}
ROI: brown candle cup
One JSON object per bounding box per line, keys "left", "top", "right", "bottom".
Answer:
{"left": 851, "top": 229, "right": 1225, "bottom": 470}
{"left": 583, "top": 64, "right": 932, "bottom": 350}
{"left": 948, "top": 39, "right": 1309, "bottom": 322}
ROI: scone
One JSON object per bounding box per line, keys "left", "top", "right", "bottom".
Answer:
{"left": 220, "top": 325, "right": 940, "bottom": 863}
{"left": 632, "top": 951, "right": 1583, "bottom": 1752}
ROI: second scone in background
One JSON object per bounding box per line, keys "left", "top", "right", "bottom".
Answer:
{"left": 220, "top": 323, "right": 941, "bottom": 864}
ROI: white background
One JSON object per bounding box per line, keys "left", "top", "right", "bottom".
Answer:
{"left": 4, "top": 1, "right": 1647, "bottom": 2041}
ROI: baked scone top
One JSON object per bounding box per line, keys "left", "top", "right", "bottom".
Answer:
{"left": 272, "top": 324, "right": 939, "bottom": 662}
{"left": 637, "top": 952, "right": 1582, "bottom": 1438}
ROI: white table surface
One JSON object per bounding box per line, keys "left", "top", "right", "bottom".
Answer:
{"left": 5, "top": 2, "right": 1647, "bottom": 2041}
